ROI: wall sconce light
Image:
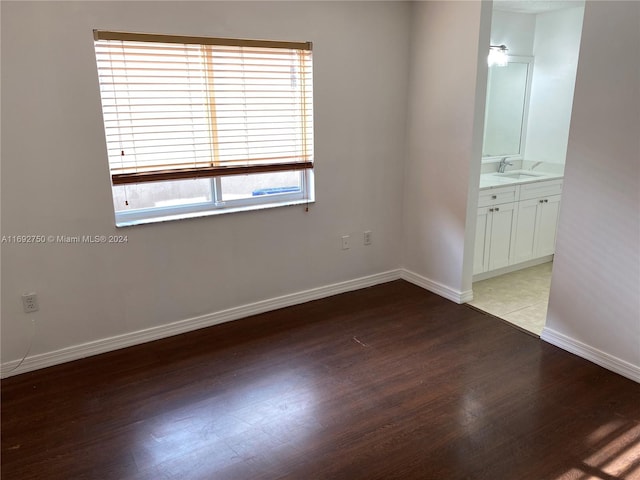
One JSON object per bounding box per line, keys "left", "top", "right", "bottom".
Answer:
{"left": 488, "top": 44, "right": 509, "bottom": 67}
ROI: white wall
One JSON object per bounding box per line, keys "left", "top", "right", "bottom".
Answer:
{"left": 5, "top": 1, "right": 637, "bottom": 384}
{"left": 543, "top": 1, "right": 640, "bottom": 380}
{"left": 402, "top": 0, "right": 491, "bottom": 299}
{"left": 490, "top": 9, "right": 535, "bottom": 56}
{"left": 1, "top": 1, "right": 411, "bottom": 367}
{"left": 524, "top": 7, "right": 584, "bottom": 164}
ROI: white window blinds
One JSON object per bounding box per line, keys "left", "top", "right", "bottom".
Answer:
{"left": 93, "top": 31, "right": 313, "bottom": 185}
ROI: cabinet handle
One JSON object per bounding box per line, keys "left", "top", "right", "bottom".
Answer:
{"left": 492, "top": 195, "right": 497, "bottom": 200}
{"left": 495, "top": 207, "right": 499, "bottom": 211}
{"left": 539, "top": 199, "right": 544, "bottom": 203}
{"left": 489, "top": 208, "right": 494, "bottom": 212}
{"left": 544, "top": 199, "right": 549, "bottom": 203}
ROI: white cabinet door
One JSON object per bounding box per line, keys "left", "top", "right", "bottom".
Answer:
{"left": 513, "top": 194, "right": 561, "bottom": 263}
{"left": 513, "top": 198, "right": 539, "bottom": 264}
{"left": 535, "top": 195, "right": 561, "bottom": 256}
{"left": 487, "top": 202, "right": 516, "bottom": 271}
{"left": 474, "top": 207, "right": 490, "bottom": 275}
{"left": 474, "top": 203, "right": 517, "bottom": 275}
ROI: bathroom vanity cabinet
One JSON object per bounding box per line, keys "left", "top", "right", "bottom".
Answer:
{"left": 474, "top": 178, "right": 563, "bottom": 278}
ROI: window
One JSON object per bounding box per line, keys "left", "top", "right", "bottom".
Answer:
{"left": 93, "top": 31, "right": 314, "bottom": 226}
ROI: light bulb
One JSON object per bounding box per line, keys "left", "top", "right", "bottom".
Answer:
{"left": 488, "top": 46, "right": 508, "bottom": 67}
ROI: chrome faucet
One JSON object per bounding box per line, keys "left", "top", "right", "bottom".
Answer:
{"left": 498, "top": 156, "right": 513, "bottom": 173}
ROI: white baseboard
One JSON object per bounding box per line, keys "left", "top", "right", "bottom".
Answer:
{"left": 541, "top": 327, "right": 640, "bottom": 383}
{"left": 1, "top": 269, "right": 402, "bottom": 378}
{"left": 472, "top": 255, "right": 553, "bottom": 282}
{"left": 400, "top": 269, "right": 473, "bottom": 304}
{"left": 2, "top": 268, "right": 474, "bottom": 378}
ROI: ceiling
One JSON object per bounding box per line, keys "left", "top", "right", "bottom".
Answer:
{"left": 493, "top": 0, "right": 584, "bottom": 14}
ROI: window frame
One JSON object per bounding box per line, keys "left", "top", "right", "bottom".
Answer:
{"left": 93, "top": 30, "right": 315, "bottom": 227}
{"left": 113, "top": 171, "right": 314, "bottom": 227}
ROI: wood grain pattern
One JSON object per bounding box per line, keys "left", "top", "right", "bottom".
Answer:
{"left": 2, "top": 280, "right": 639, "bottom": 479}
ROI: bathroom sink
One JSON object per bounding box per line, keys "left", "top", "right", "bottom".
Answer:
{"left": 479, "top": 169, "right": 560, "bottom": 188}
{"left": 493, "top": 170, "right": 545, "bottom": 180}
{"left": 499, "top": 173, "right": 542, "bottom": 180}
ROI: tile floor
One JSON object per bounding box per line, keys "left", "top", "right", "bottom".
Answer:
{"left": 468, "top": 262, "right": 553, "bottom": 336}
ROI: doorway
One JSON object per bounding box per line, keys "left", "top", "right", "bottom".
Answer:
{"left": 468, "top": 2, "right": 585, "bottom": 336}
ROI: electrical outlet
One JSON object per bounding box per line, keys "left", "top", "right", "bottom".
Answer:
{"left": 22, "top": 293, "right": 39, "bottom": 313}
{"left": 341, "top": 235, "right": 350, "bottom": 250}
{"left": 363, "top": 230, "right": 372, "bottom": 245}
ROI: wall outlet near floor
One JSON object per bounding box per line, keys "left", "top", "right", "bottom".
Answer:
{"left": 363, "top": 230, "right": 372, "bottom": 245}
{"left": 22, "top": 293, "right": 39, "bottom": 313}
{"left": 341, "top": 235, "right": 351, "bottom": 250}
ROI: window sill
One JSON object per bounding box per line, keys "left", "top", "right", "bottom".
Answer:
{"left": 115, "top": 198, "right": 314, "bottom": 228}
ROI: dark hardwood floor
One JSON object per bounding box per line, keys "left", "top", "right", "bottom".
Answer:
{"left": 2, "top": 280, "right": 639, "bottom": 480}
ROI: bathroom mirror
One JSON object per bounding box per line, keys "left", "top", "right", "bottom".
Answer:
{"left": 482, "top": 56, "right": 533, "bottom": 159}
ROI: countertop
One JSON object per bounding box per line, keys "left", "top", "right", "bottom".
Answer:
{"left": 479, "top": 170, "right": 564, "bottom": 190}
